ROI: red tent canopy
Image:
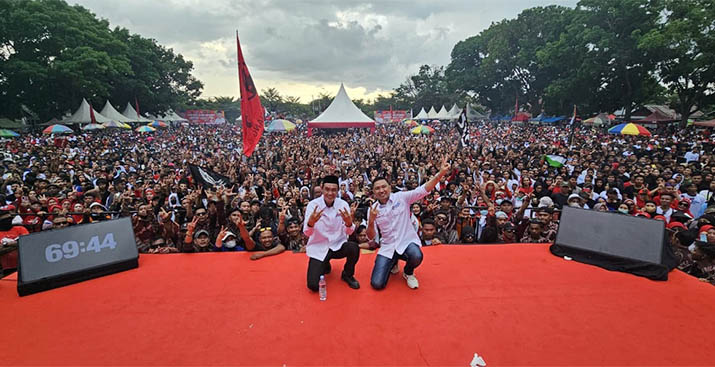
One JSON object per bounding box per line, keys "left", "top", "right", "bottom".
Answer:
{"left": 512, "top": 112, "right": 531, "bottom": 122}
{"left": 638, "top": 110, "right": 676, "bottom": 123}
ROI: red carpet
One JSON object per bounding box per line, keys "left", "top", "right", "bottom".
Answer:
{"left": 2, "top": 244, "right": 715, "bottom": 366}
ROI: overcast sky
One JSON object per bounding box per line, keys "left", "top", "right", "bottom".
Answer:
{"left": 72, "top": 0, "right": 577, "bottom": 102}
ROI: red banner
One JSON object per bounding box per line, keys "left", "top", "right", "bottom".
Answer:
{"left": 184, "top": 110, "right": 226, "bottom": 124}
{"left": 237, "top": 31, "right": 264, "bottom": 157}
{"left": 374, "top": 110, "right": 409, "bottom": 123}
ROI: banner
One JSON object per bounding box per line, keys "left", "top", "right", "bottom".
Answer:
{"left": 188, "top": 164, "right": 232, "bottom": 189}
{"left": 374, "top": 110, "right": 409, "bottom": 123}
{"left": 237, "top": 31, "right": 265, "bottom": 157}
{"left": 184, "top": 110, "right": 226, "bottom": 124}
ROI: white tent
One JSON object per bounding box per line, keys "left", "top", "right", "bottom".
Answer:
{"left": 308, "top": 83, "right": 375, "bottom": 136}
{"left": 436, "top": 105, "right": 449, "bottom": 120}
{"left": 447, "top": 104, "right": 461, "bottom": 120}
{"left": 414, "top": 108, "right": 428, "bottom": 120}
{"left": 426, "top": 106, "right": 438, "bottom": 119}
{"left": 467, "top": 104, "right": 487, "bottom": 120}
{"left": 62, "top": 98, "right": 112, "bottom": 125}
{"left": 164, "top": 111, "right": 188, "bottom": 122}
{"left": 100, "top": 101, "right": 136, "bottom": 123}
{"left": 122, "top": 103, "right": 152, "bottom": 123}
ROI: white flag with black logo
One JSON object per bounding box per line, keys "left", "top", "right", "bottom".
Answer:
{"left": 458, "top": 107, "right": 470, "bottom": 148}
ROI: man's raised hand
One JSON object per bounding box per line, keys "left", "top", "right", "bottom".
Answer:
{"left": 440, "top": 156, "right": 451, "bottom": 175}
{"left": 368, "top": 205, "right": 379, "bottom": 224}
{"left": 307, "top": 206, "right": 325, "bottom": 227}
{"left": 338, "top": 207, "right": 353, "bottom": 227}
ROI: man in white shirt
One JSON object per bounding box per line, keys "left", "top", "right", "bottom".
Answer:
{"left": 367, "top": 157, "right": 451, "bottom": 290}
{"left": 303, "top": 175, "right": 361, "bottom": 291}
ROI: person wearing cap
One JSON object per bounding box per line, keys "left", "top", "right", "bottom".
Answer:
{"left": 567, "top": 193, "right": 583, "bottom": 208}
{"left": 0, "top": 204, "right": 29, "bottom": 275}
{"left": 303, "top": 175, "right": 361, "bottom": 291}
{"left": 550, "top": 181, "right": 571, "bottom": 209}
{"left": 214, "top": 227, "right": 245, "bottom": 251}
{"left": 367, "top": 156, "right": 451, "bottom": 290}
{"left": 479, "top": 206, "right": 509, "bottom": 244}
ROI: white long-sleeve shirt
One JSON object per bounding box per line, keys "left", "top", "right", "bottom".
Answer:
{"left": 370, "top": 185, "right": 429, "bottom": 258}
{"left": 303, "top": 196, "right": 355, "bottom": 261}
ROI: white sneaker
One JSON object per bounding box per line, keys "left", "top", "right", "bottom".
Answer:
{"left": 390, "top": 264, "right": 399, "bottom": 274}
{"left": 403, "top": 272, "right": 419, "bottom": 289}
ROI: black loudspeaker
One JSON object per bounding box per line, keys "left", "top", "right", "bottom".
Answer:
{"left": 550, "top": 206, "right": 677, "bottom": 280}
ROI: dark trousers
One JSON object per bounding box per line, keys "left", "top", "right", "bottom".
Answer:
{"left": 307, "top": 241, "right": 359, "bottom": 292}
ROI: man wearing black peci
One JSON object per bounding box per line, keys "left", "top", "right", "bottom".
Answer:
{"left": 303, "top": 175, "right": 360, "bottom": 291}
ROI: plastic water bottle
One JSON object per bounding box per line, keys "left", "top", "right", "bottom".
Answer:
{"left": 319, "top": 275, "right": 327, "bottom": 301}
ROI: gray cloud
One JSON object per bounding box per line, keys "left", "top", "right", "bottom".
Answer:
{"left": 72, "top": 0, "right": 578, "bottom": 98}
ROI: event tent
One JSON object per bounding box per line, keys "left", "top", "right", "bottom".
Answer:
{"left": 62, "top": 99, "right": 112, "bottom": 124}
{"left": 447, "top": 104, "right": 461, "bottom": 119}
{"left": 467, "top": 104, "right": 487, "bottom": 120}
{"left": 100, "top": 101, "right": 136, "bottom": 123}
{"left": 426, "top": 106, "right": 438, "bottom": 119}
{"left": 436, "top": 105, "right": 449, "bottom": 120}
{"left": 694, "top": 119, "right": 715, "bottom": 127}
{"left": 122, "top": 103, "right": 153, "bottom": 123}
{"left": 307, "top": 83, "right": 375, "bottom": 136}
{"left": 414, "top": 108, "right": 428, "bottom": 120}
{"left": 163, "top": 111, "right": 188, "bottom": 122}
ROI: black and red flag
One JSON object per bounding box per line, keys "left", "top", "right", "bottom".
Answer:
{"left": 236, "top": 31, "right": 264, "bottom": 157}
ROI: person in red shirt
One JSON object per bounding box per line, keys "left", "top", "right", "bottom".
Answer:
{"left": 0, "top": 205, "right": 30, "bottom": 276}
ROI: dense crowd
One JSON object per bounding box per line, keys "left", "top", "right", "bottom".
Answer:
{"left": 0, "top": 120, "right": 714, "bottom": 283}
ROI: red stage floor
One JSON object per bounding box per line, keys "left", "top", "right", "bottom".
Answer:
{"left": 2, "top": 244, "right": 715, "bottom": 366}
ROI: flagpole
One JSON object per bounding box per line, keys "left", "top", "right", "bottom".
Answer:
{"left": 568, "top": 104, "right": 577, "bottom": 148}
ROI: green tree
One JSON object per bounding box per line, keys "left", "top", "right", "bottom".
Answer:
{"left": 0, "top": 0, "right": 203, "bottom": 123}
{"left": 447, "top": 6, "right": 575, "bottom": 115}
{"left": 639, "top": 0, "right": 715, "bottom": 126}
{"left": 260, "top": 87, "right": 283, "bottom": 112}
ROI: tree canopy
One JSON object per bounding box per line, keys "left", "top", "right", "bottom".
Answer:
{"left": 0, "top": 0, "right": 203, "bottom": 124}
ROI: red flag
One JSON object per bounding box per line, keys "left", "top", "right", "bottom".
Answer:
{"left": 236, "top": 31, "right": 264, "bottom": 157}
{"left": 89, "top": 103, "right": 97, "bottom": 124}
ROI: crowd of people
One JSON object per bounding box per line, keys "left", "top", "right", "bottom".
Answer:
{"left": 0, "top": 120, "right": 714, "bottom": 284}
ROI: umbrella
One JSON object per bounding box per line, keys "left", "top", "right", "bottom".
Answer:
{"left": 103, "top": 121, "right": 127, "bottom": 129}
{"left": 43, "top": 124, "right": 73, "bottom": 134}
{"left": 135, "top": 125, "right": 156, "bottom": 133}
{"left": 82, "top": 123, "right": 105, "bottom": 131}
{"left": 150, "top": 120, "right": 168, "bottom": 128}
{"left": 608, "top": 123, "right": 652, "bottom": 136}
{"left": 404, "top": 119, "right": 418, "bottom": 127}
{"left": 119, "top": 122, "right": 132, "bottom": 129}
{"left": 411, "top": 125, "right": 434, "bottom": 135}
{"left": 266, "top": 119, "right": 296, "bottom": 132}
{"left": 0, "top": 129, "right": 20, "bottom": 137}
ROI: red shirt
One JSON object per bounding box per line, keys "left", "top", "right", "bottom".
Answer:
{"left": 0, "top": 226, "right": 30, "bottom": 270}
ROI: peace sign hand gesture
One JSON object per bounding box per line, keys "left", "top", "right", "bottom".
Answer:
{"left": 338, "top": 207, "right": 353, "bottom": 227}
{"left": 368, "top": 205, "right": 379, "bottom": 225}
{"left": 439, "top": 156, "right": 451, "bottom": 175}
{"left": 307, "top": 206, "right": 325, "bottom": 227}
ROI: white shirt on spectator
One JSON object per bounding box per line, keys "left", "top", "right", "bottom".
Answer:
{"left": 303, "top": 196, "right": 355, "bottom": 261}
{"left": 684, "top": 151, "right": 700, "bottom": 163}
{"left": 371, "top": 185, "right": 429, "bottom": 258}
